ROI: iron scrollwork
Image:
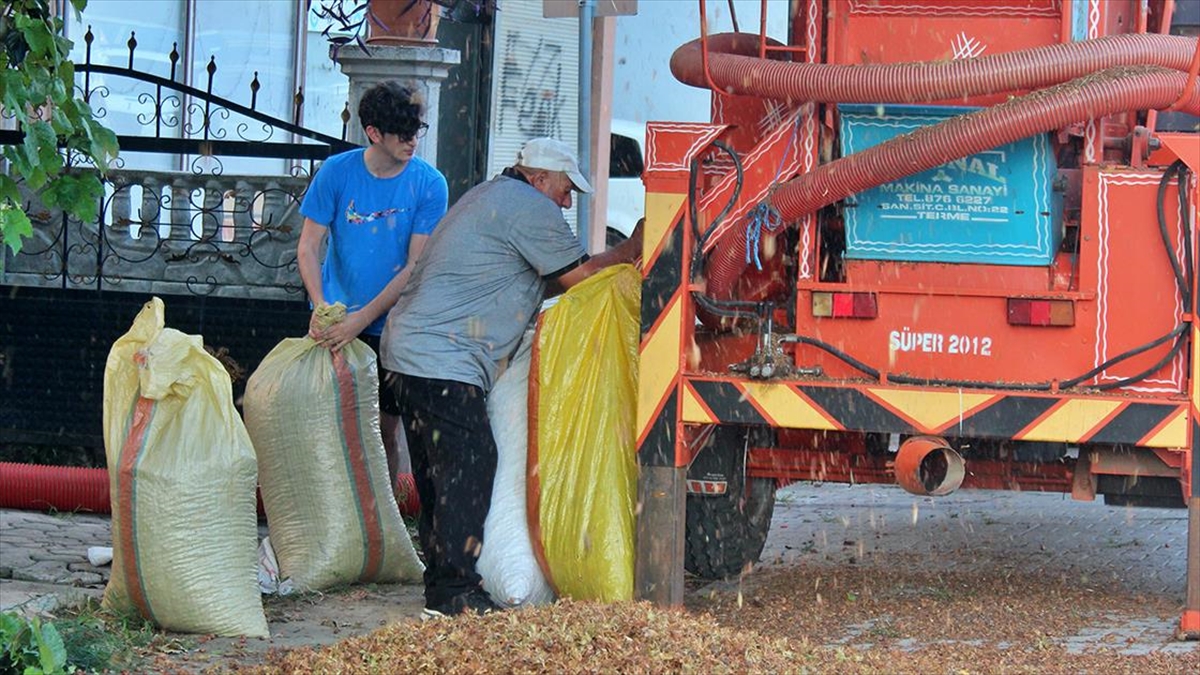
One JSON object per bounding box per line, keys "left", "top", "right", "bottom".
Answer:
{"left": 2, "top": 27, "right": 354, "bottom": 300}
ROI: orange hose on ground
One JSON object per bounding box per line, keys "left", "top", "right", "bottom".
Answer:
{"left": 0, "top": 461, "right": 420, "bottom": 517}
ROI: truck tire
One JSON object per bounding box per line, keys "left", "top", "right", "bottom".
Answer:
{"left": 686, "top": 473, "right": 777, "bottom": 578}
{"left": 684, "top": 473, "right": 776, "bottom": 580}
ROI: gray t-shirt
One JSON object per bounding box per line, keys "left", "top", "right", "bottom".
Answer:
{"left": 380, "top": 174, "right": 586, "bottom": 391}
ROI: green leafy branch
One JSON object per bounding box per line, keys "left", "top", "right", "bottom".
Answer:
{"left": 0, "top": 0, "right": 118, "bottom": 254}
{"left": 1, "top": 612, "right": 75, "bottom": 675}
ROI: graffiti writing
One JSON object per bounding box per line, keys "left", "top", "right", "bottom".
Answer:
{"left": 497, "top": 31, "right": 564, "bottom": 138}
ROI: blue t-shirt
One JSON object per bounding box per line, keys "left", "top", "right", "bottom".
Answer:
{"left": 300, "top": 149, "right": 448, "bottom": 336}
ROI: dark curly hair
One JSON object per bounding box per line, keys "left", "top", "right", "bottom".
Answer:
{"left": 359, "top": 81, "right": 425, "bottom": 138}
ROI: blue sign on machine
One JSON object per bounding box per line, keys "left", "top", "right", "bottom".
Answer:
{"left": 838, "top": 105, "right": 1062, "bottom": 266}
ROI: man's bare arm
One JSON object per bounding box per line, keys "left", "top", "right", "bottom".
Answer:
{"left": 298, "top": 218, "right": 330, "bottom": 336}
{"left": 554, "top": 220, "right": 643, "bottom": 290}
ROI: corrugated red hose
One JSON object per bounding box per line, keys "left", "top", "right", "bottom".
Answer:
{"left": 672, "top": 30, "right": 1200, "bottom": 305}
{"left": 768, "top": 67, "right": 1200, "bottom": 223}
{"left": 671, "top": 32, "right": 1200, "bottom": 104}
{"left": 0, "top": 462, "right": 111, "bottom": 513}
{"left": 0, "top": 462, "right": 421, "bottom": 517}
{"left": 702, "top": 67, "right": 1200, "bottom": 302}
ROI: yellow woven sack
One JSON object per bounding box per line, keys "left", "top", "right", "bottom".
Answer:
{"left": 101, "top": 298, "right": 267, "bottom": 637}
{"left": 243, "top": 303, "right": 423, "bottom": 592}
{"left": 528, "top": 265, "right": 640, "bottom": 601}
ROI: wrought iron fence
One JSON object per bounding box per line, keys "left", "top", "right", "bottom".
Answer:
{"left": 1, "top": 27, "right": 357, "bottom": 300}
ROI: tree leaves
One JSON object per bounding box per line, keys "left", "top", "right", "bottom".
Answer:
{"left": 23, "top": 120, "right": 62, "bottom": 181}
{"left": 0, "top": 175, "right": 20, "bottom": 205}
{"left": 1, "top": 0, "right": 115, "bottom": 254}
{"left": 14, "top": 12, "right": 55, "bottom": 60}
{"left": 85, "top": 118, "right": 119, "bottom": 169}
{"left": 0, "top": 202, "right": 31, "bottom": 254}
{"left": 0, "top": 171, "right": 32, "bottom": 253}
{"left": 0, "top": 68, "right": 32, "bottom": 112}
{"left": 40, "top": 172, "right": 103, "bottom": 223}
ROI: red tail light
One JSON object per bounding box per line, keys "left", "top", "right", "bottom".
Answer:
{"left": 1007, "top": 298, "right": 1074, "bottom": 326}
{"left": 812, "top": 292, "right": 878, "bottom": 318}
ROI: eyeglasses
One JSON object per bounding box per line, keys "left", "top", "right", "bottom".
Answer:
{"left": 396, "top": 122, "right": 429, "bottom": 143}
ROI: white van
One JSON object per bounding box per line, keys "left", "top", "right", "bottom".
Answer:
{"left": 604, "top": 119, "right": 646, "bottom": 247}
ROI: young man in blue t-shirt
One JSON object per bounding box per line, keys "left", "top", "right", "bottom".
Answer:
{"left": 298, "top": 80, "right": 449, "bottom": 493}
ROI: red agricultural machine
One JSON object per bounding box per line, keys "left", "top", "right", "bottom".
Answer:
{"left": 632, "top": 0, "right": 1200, "bottom": 638}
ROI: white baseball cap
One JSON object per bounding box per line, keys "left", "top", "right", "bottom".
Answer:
{"left": 516, "top": 138, "right": 593, "bottom": 193}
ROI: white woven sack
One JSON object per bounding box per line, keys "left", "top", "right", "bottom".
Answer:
{"left": 478, "top": 337, "right": 555, "bottom": 607}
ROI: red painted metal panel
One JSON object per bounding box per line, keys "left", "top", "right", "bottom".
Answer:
{"left": 787, "top": 166, "right": 1190, "bottom": 394}
{"left": 829, "top": 0, "right": 1065, "bottom": 108}
{"left": 834, "top": 11, "right": 1063, "bottom": 57}
{"left": 747, "top": 447, "right": 1076, "bottom": 492}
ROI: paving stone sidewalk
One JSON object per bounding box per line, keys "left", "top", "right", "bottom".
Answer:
{"left": 0, "top": 509, "right": 111, "bottom": 617}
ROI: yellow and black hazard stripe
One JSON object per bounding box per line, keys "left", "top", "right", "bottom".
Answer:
{"left": 636, "top": 192, "right": 690, "bottom": 469}
{"left": 680, "top": 376, "right": 1189, "bottom": 448}
{"left": 640, "top": 216, "right": 684, "bottom": 337}
{"left": 1191, "top": 418, "right": 1199, "bottom": 496}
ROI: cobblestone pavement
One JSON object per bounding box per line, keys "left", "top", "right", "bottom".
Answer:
{"left": 0, "top": 510, "right": 111, "bottom": 616}
{"left": 0, "top": 510, "right": 111, "bottom": 588}
{"left": 1, "top": 482, "right": 1197, "bottom": 659}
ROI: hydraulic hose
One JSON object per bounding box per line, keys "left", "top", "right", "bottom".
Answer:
{"left": 705, "top": 66, "right": 1200, "bottom": 302}
{"left": 671, "top": 32, "right": 1200, "bottom": 105}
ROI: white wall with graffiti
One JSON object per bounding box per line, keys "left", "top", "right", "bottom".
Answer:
{"left": 484, "top": 0, "right": 786, "bottom": 229}
{"left": 486, "top": 1, "right": 579, "bottom": 184}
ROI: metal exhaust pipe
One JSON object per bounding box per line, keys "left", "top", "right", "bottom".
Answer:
{"left": 895, "top": 436, "right": 965, "bottom": 497}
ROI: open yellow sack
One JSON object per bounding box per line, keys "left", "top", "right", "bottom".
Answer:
{"left": 101, "top": 298, "right": 267, "bottom": 637}
{"left": 528, "top": 265, "right": 640, "bottom": 601}
{"left": 243, "top": 303, "right": 423, "bottom": 592}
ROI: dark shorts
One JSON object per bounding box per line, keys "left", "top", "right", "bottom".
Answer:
{"left": 359, "top": 334, "right": 400, "bottom": 416}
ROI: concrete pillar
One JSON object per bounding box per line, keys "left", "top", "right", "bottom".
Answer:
{"left": 333, "top": 44, "right": 461, "bottom": 167}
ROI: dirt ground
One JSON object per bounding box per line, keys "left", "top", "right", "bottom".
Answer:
{"left": 132, "top": 482, "right": 1198, "bottom": 674}
{"left": 139, "top": 584, "right": 426, "bottom": 673}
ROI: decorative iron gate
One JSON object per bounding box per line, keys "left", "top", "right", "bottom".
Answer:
{"left": 2, "top": 28, "right": 355, "bottom": 298}
{"left": 1, "top": 30, "right": 357, "bottom": 446}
